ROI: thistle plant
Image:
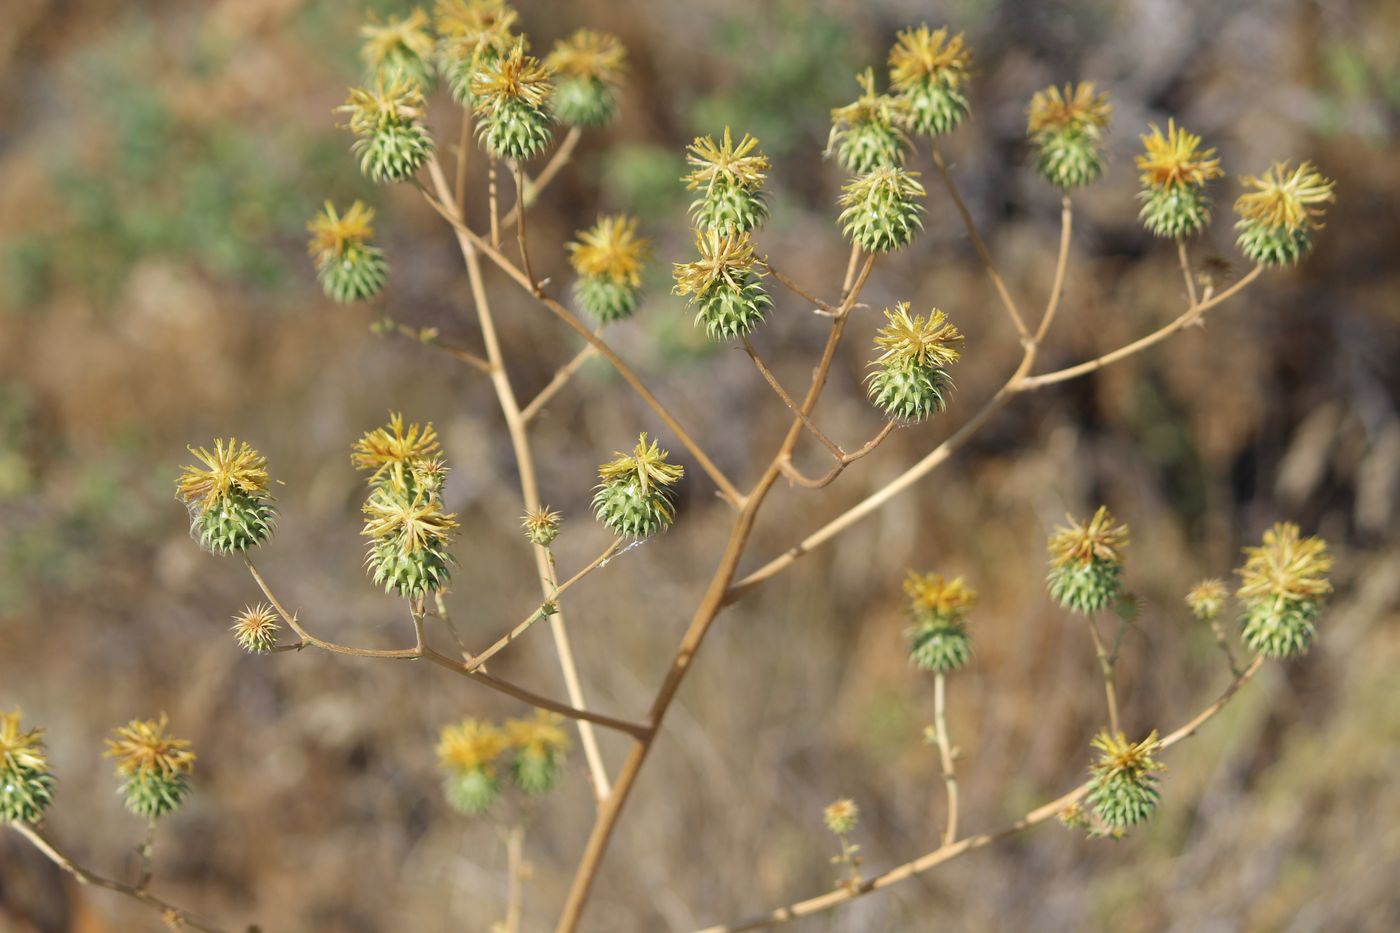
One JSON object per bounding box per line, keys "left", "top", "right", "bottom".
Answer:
{"left": 1085, "top": 730, "right": 1164, "bottom": 834}
{"left": 546, "top": 29, "right": 626, "bottom": 128}
{"left": 1027, "top": 82, "right": 1112, "bottom": 190}
{"left": 307, "top": 201, "right": 388, "bottom": 303}
{"left": 838, "top": 166, "right": 926, "bottom": 252}
{"left": 104, "top": 715, "right": 196, "bottom": 821}
{"left": 1046, "top": 506, "right": 1129, "bottom": 614}
{"left": 591, "top": 433, "right": 683, "bottom": 538}
{"left": 1234, "top": 522, "right": 1332, "bottom": 659}
{"left": 14, "top": 12, "right": 1353, "bottom": 933}
{"left": 434, "top": 0, "right": 519, "bottom": 105}
{"left": 683, "top": 127, "right": 771, "bottom": 235}
{"left": 827, "top": 68, "right": 909, "bottom": 173}
{"left": 360, "top": 9, "right": 436, "bottom": 89}
{"left": 673, "top": 229, "right": 773, "bottom": 340}
{"left": 1135, "top": 120, "right": 1224, "bottom": 239}
{"left": 887, "top": 25, "right": 971, "bottom": 137}
{"left": 339, "top": 79, "right": 435, "bottom": 183}
{"left": 866, "top": 302, "right": 963, "bottom": 422}
{"left": 1233, "top": 162, "right": 1336, "bottom": 267}
{"left": 1, "top": 709, "right": 55, "bottom": 825}
{"left": 904, "top": 572, "right": 976, "bottom": 672}
{"left": 567, "top": 214, "right": 649, "bottom": 324}
{"left": 175, "top": 439, "right": 276, "bottom": 555}
{"left": 437, "top": 718, "right": 508, "bottom": 815}
{"left": 470, "top": 37, "right": 553, "bottom": 161}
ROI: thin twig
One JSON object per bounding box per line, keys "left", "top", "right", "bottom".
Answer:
{"left": 777, "top": 421, "right": 896, "bottom": 490}
{"left": 514, "top": 160, "right": 536, "bottom": 291}
{"left": 522, "top": 344, "right": 598, "bottom": 423}
{"left": 743, "top": 336, "right": 842, "bottom": 459}
{"left": 388, "top": 321, "right": 494, "bottom": 374}
{"left": 1085, "top": 615, "right": 1121, "bottom": 735}
{"left": 1034, "top": 195, "right": 1073, "bottom": 344}
{"left": 765, "top": 262, "right": 839, "bottom": 314}
{"left": 488, "top": 159, "right": 501, "bottom": 249}
{"left": 502, "top": 125, "right": 582, "bottom": 230}
{"left": 1177, "top": 240, "right": 1199, "bottom": 308}
{"left": 455, "top": 107, "right": 472, "bottom": 219}
{"left": 932, "top": 672, "right": 959, "bottom": 847}
{"left": 500, "top": 824, "right": 528, "bottom": 933}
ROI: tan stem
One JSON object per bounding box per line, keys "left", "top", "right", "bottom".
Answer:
{"left": 932, "top": 672, "right": 959, "bottom": 847}
{"left": 521, "top": 344, "right": 598, "bottom": 423}
{"left": 502, "top": 126, "right": 582, "bottom": 230}
{"left": 1085, "top": 615, "right": 1122, "bottom": 735}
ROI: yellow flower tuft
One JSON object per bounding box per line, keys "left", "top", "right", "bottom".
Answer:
{"left": 1234, "top": 162, "right": 1335, "bottom": 233}
{"left": 176, "top": 439, "right": 270, "bottom": 511}
{"left": 360, "top": 9, "right": 435, "bottom": 73}
{"left": 504, "top": 710, "right": 570, "bottom": 758}
{"left": 1027, "top": 82, "right": 1111, "bottom": 137}
{"left": 338, "top": 79, "right": 427, "bottom": 135}
{"left": 545, "top": 29, "right": 626, "bottom": 84}
{"left": 231, "top": 603, "right": 281, "bottom": 652}
{"left": 903, "top": 572, "right": 977, "bottom": 619}
{"left": 437, "top": 718, "right": 507, "bottom": 773}
{"left": 105, "top": 714, "right": 196, "bottom": 778}
{"left": 873, "top": 303, "right": 963, "bottom": 369}
{"left": 470, "top": 37, "right": 552, "bottom": 110}
{"left": 1090, "top": 729, "right": 1164, "bottom": 776}
{"left": 597, "top": 433, "right": 684, "bottom": 494}
{"left": 351, "top": 413, "right": 441, "bottom": 481}
{"left": 1136, "top": 120, "right": 1223, "bottom": 191}
{"left": 521, "top": 506, "right": 562, "bottom": 545}
{"left": 683, "top": 127, "right": 770, "bottom": 192}
{"left": 362, "top": 488, "right": 459, "bottom": 553}
{"left": 307, "top": 201, "right": 376, "bottom": 263}
{"left": 823, "top": 798, "right": 860, "bottom": 835}
{"left": 0, "top": 709, "right": 49, "bottom": 774}
{"left": 1185, "top": 578, "right": 1228, "bottom": 621}
{"left": 830, "top": 68, "right": 906, "bottom": 132}
{"left": 888, "top": 24, "right": 970, "bottom": 91}
{"left": 1048, "top": 506, "right": 1129, "bottom": 569}
{"left": 1235, "top": 522, "right": 1332, "bottom": 604}
{"left": 568, "top": 215, "right": 649, "bottom": 287}
{"left": 435, "top": 0, "right": 517, "bottom": 42}
{"left": 672, "top": 230, "right": 765, "bottom": 300}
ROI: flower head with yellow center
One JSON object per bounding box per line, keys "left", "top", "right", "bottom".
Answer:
{"left": 1235, "top": 523, "right": 1332, "bottom": 604}
{"left": 1185, "top": 578, "right": 1228, "bottom": 622}
{"left": 106, "top": 715, "right": 196, "bottom": 778}
{"left": 545, "top": 29, "right": 626, "bottom": 84}
{"left": 307, "top": 201, "right": 376, "bottom": 263}
{"left": 339, "top": 78, "right": 427, "bottom": 135}
{"left": 435, "top": 0, "right": 517, "bottom": 46}
{"left": 360, "top": 9, "right": 435, "bottom": 80}
{"left": 231, "top": 603, "right": 281, "bottom": 654}
{"left": 1136, "top": 120, "right": 1222, "bottom": 191}
{"left": 824, "top": 798, "right": 860, "bottom": 835}
{"left": 684, "top": 127, "right": 770, "bottom": 193}
{"left": 568, "top": 215, "right": 649, "bottom": 288}
{"left": 874, "top": 303, "right": 963, "bottom": 369}
{"left": 352, "top": 413, "right": 441, "bottom": 483}
{"left": 521, "top": 506, "right": 562, "bottom": 546}
{"left": 597, "top": 433, "right": 684, "bottom": 496}
{"left": 176, "top": 439, "right": 270, "bottom": 511}
{"left": 1, "top": 709, "right": 48, "bottom": 775}
{"left": 904, "top": 572, "right": 977, "bottom": 621}
{"left": 504, "top": 711, "right": 569, "bottom": 759}
{"left": 1027, "top": 82, "right": 1111, "bottom": 137}
{"left": 1048, "top": 506, "right": 1129, "bottom": 569}
{"left": 437, "top": 719, "right": 508, "bottom": 774}
{"left": 1234, "top": 162, "right": 1335, "bottom": 234}
{"left": 470, "top": 36, "right": 552, "bottom": 110}
{"left": 672, "top": 230, "right": 765, "bottom": 300}
{"left": 888, "top": 25, "right": 970, "bottom": 91}
{"left": 362, "top": 488, "right": 459, "bottom": 553}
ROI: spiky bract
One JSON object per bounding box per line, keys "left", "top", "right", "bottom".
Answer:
{"left": 591, "top": 433, "right": 683, "bottom": 538}
{"left": 684, "top": 128, "right": 770, "bottom": 234}
{"left": 904, "top": 571, "right": 976, "bottom": 672}
{"left": 568, "top": 214, "right": 649, "bottom": 323}
{"left": 673, "top": 230, "right": 772, "bottom": 340}
{"left": 1, "top": 710, "right": 55, "bottom": 824}
{"left": 362, "top": 486, "right": 458, "bottom": 598}
{"left": 1087, "top": 730, "right": 1164, "bottom": 832}
{"left": 522, "top": 506, "right": 561, "bottom": 547}
{"left": 1046, "top": 506, "right": 1129, "bottom": 614}
{"left": 308, "top": 201, "right": 388, "bottom": 302}
{"left": 838, "top": 167, "right": 925, "bottom": 253}
{"left": 865, "top": 303, "right": 962, "bottom": 422}
{"left": 887, "top": 25, "right": 971, "bottom": 136}
{"left": 1135, "top": 121, "right": 1223, "bottom": 238}
{"left": 105, "top": 715, "right": 195, "bottom": 820}
{"left": 828, "top": 69, "right": 909, "bottom": 174}
{"left": 546, "top": 29, "right": 626, "bottom": 127}
{"left": 505, "top": 711, "right": 569, "bottom": 794}
{"left": 1234, "top": 523, "right": 1331, "bottom": 659}
{"left": 176, "top": 439, "right": 276, "bottom": 555}
{"left": 1233, "top": 162, "right": 1335, "bottom": 267}
{"left": 231, "top": 603, "right": 281, "bottom": 654}
{"left": 471, "top": 38, "right": 553, "bottom": 160}
{"left": 340, "top": 80, "right": 434, "bottom": 183}
{"left": 1027, "top": 83, "right": 1112, "bottom": 190}
{"left": 360, "top": 9, "right": 436, "bottom": 88}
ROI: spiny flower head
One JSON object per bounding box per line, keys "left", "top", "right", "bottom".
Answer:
{"left": 505, "top": 711, "right": 570, "bottom": 794}
{"left": 522, "top": 506, "right": 562, "bottom": 547}
{"left": 684, "top": 127, "right": 770, "bottom": 193}
{"left": 1235, "top": 523, "right": 1332, "bottom": 605}
{"left": 1, "top": 710, "right": 48, "bottom": 775}
{"left": 1027, "top": 82, "right": 1111, "bottom": 137}
{"left": 176, "top": 439, "right": 270, "bottom": 511}
{"left": 904, "top": 572, "right": 976, "bottom": 622}
{"left": 1048, "top": 506, "right": 1129, "bottom": 569}
{"left": 434, "top": 0, "right": 518, "bottom": 44}
{"left": 437, "top": 718, "right": 508, "bottom": 774}
{"left": 824, "top": 798, "right": 859, "bottom": 835}
{"left": 568, "top": 215, "right": 648, "bottom": 288}
{"left": 352, "top": 413, "right": 442, "bottom": 484}
{"left": 888, "top": 25, "right": 970, "bottom": 91}
{"left": 470, "top": 36, "right": 552, "bottom": 111}
{"left": 360, "top": 9, "right": 436, "bottom": 85}
{"left": 828, "top": 68, "right": 909, "bottom": 173}
{"left": 362, "top": 487, "right": 459, "bottom": 553}
{"left": 1136, "top": 120, "right": 1222, "bottom": 191}
{"left": 1087, "top": 730, "right": 1164, "bottom": 832}
{"left": 1234, "top": 162, "right": 1335, "bottom": 234}
{"left": 838, "top": 166, "right": 926, "bottom": 253}
{"left": 231, "top": 603, "right": 281, "bottom": 654}
{"left": 339, "top": 78, "right": 428, "bottom": 136}
{"left": 307, "top": 201, "right": 376, "bottom": 262}
{"left": 546, "top": 29, "right": 626, "bottom": 84}
{"left": 672, "top": 230, "right": 766, "bottom": 299}
{"left": 1186, "top": 578, "right": 1228, "bottom": 622}
{"left": 873, "top": 303, "right": 963, "bottom": 369}
{"left": 106, "top": 715, "right": 195, "bottom": 779}
{"left": 597, "top": 433, "right": 684, "bottom": 495}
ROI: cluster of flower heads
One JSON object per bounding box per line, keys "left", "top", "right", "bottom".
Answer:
{"left": 176, "top": 439, "right": 277, "bottom": 555}
{"left": 866, "top": 302, "right": 964, "bottom": 422}
{"left": 568, "top": 214, "right": 650, "bottom": 324}
{"left": 1046, "top": 506, "right": 1131, "bottom": 615}
{"left": 2, "top": 712, "right": 198, "bottom": 826}
{"left": 1183, "top": 522, "right": 1333, "bottom": 660}
{"left": 591, "top": 433, "right": 685, "bottom": 538}
{"left": 436, "top": 711, "right": 570, "bottom": 814}
{"left": 354, "top": 413, "right": 459, "bottom": 598}
{"left": 671, "top": 128, "right": 775, "bottom": 341}
{"left": 903, "top": 571, "right": 977, "bottom": 673}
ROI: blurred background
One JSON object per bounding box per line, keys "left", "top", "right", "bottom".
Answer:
{"left": 1, "top": 0, "right": 1398, "bottom": 930}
